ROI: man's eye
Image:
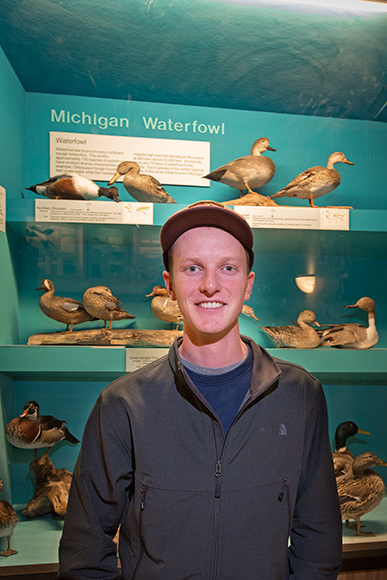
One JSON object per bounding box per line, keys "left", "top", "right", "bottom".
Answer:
{"left": 187, "top": 266, "right": 199, "bottom": 273}
{"left": 223, "top": 265, "right": 235, "bottom": 272}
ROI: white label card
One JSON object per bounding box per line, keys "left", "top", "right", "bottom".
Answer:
{"left": 233, "top": 206, "right": 349, "bottom": 230}
{"left": 49, "top": 132, "right": 210, "bottom": 187}
{"left": 0, "top": 186, "right": 5, "bottom": 233}
{"left": 126, "top": 348, "right": 169, "bottom": 372}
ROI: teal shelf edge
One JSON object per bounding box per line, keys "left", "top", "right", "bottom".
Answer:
{"left": 5, "top": 200, "right": 387, "bottom": 232}
{"left": 0, "top": 345, "right": 386, "bottom": 381}
{"left": 0, "top": 345, "right": 127, "bottom": 379}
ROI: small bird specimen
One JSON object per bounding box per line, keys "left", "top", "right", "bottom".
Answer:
{"left": 203, "top": 137, "right": 276, "bottom": 197}
{"left": 333, "top": 421, "right": 370, "bottom": 478}
{"left": 260, "top": 310, "right": 321, "bottom": 349}
{"left": 145, "top": 285, "right": 183, "bottom": 330}
{"left": 83, "top": 286, "right": 135, "bottom": 329}
{"left": 271, "top": 151, "right": 354, "bottom": 207}
{"left": 0, "top": 479, "right": 18, "bottom": 557}
{"left": 5, "top": 400, "right": 79, "bottom": 458}
{"left": 319, "top": 297, "right": 378, "bottom": 349}
{"left": 37, "top": 279, "right": 97, "bottom": 332}
{"left": 108, "top": 161, "right": 176, "bottom": 203}
{"left": 241, "top": 304, "right": 260, "bottom": 321}
{"left": 338, "top": 451, "right": 387, "bottom": 536}
{"left": 26, "top": 173, "right": 120, "bottom": 202}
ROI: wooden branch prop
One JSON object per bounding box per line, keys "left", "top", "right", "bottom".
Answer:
{"left": 27, "top": 328, "right": 183, "bottom": 347}
{"left": 21, "top": 453, "right": 72, "bottom": 518}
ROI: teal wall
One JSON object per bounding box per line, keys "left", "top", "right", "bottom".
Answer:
{"left": 0, "top": 46, "right": 24, "bottom": 345}
{"left": 23, "top": 92, "right": 387, "bottom": 209}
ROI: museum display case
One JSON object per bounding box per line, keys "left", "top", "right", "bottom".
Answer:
{"left": 1, "top": 2, "right": 387, "bottom": 574}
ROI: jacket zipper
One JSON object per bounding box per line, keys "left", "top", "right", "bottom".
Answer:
{"left": 132, "top": 485, "right": 148, "bottom": 579}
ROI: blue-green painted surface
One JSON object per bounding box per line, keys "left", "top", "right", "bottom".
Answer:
{"left": 0, "top": 47, "right": 25, "bottom": 346}
{"left": 1, "top": 0, "right": 387, "bottom": 122}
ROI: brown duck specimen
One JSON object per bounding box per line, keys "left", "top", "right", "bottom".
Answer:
{"left": 108, "top": 161, "right": 176, "bottom": 203}
{"left": 26, "top": 173, "right": 120, "bottom": 201}
{"left": 83, "top": 286, "right": 135, "bottom": 330}
{"left": 21, "top": 453, "right": 72, "bottom": 518}
{"left": 0, "top": 480, "right": 18, "bottom": 557}
{"left": 145, "top": 285, "right": 183, "bottom": 330}
{"left": 203, "top": 137, "right": 276, "bottom": 197}
{"left": 272, "top": 151, "right": 354, "bottom": 207}
{"left": 338, "top": 451, "right": 387, "bottom": 536}
{"left": 259, "top": 310, "right": 321, "bottom": 349}
{"left": 333, "top": 421, "right": 370, "bottom": 478}
{"left": 5, "top": 400, "right": 79, "bottom": 458}
{"left": 37, "top": 279, "right": 97, "bottom": 332}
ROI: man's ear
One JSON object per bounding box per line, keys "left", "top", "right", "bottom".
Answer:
{"left": 162, "top": 270, "right": 176, "bottom": 300}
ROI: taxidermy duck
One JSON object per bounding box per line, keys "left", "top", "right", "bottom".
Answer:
{"left": 5, "top": 400, "right": 79, "bottom": 458}
{"left": 338, "top": 451, "right": 387, "bottom": 536}
{"left": 260, "top": 310, "right": 321, "bottom": 348}
{"left": 83, "top": 286, "right": 135, "bottom": 329}
{"left": 145, "top": 286, "right": 183, "bottom": 330}
{"left": 0, "top": 480, "right": 18, "bottom": 557}
{"left": 241, "top": 304, "right": 259, "bottom": 321}
{"left": 26, "top": 173, "right": 121, "bottom": 202}
{"left": 203, "top": 137, "right": 276, "bottom": 197}
{"left": 319, "top": 297, "right": 378, "bottom": 349}
{"left": 333, "top": 421, "right": 370, "bottom": 478}
{"left": 271, "top": 151, "right": 354, "bottom": 207}
{"left": 37, "top": 279, "right": 97, "bottom": 332}
{"left": 108, "top": 161, "right": 176, "bottom": 203}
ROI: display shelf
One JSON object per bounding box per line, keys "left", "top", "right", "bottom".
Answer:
{"left": 0, "top": 345, "right": 386, "bottom": 382}
{"left": 5, "top": 199, "right": 387, "bottom": 233}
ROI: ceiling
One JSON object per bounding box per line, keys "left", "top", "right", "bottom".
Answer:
{"left": 1, "top": 0, "right": 387, "bottom": 122}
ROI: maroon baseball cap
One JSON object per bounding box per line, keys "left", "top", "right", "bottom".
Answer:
{"left": 160, "top": 200, "right": 254, "bottom": 271}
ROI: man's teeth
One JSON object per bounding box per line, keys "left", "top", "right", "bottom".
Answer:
{"left": 198, "top": 302, "right": 223, "bottom": 309}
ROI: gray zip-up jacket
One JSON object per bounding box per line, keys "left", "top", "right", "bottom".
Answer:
{"left": 58, "top": 337, "right": 342, "bottom": 580}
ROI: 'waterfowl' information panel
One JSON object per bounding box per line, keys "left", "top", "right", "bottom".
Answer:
{"left": 234, "top": 206, "right": 350, "bottom": 230}
{"left": 49, "top": 132, "right": 210, "bottom": 187}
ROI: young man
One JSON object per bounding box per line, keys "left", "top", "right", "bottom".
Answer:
{"left": 58, "top": 201, "right": 342, "bottom": 580}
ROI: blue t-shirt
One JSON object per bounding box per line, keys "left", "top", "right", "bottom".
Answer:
{"left": 181, "top": 345, "right": 253, "bottom": 434}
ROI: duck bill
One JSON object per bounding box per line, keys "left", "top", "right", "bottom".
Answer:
{"left": 36, "top": 285, "right": 44, "bottom": 290}
{"left": 267, "top": 146, "right": 276, "bottom": 152}
{"left": 377, "top": 459, "right": 387, "bottom": 466}
{"left": 344, "top": 304, "right": 358, "bottom": 309}
{"left": 357, "top": 428, "right": 370, "bottom": 435}
{"left": 108, "top": 172, "right": 120, "bottom": 186}
{"left": 144, "top": 293, "right": 154, "bottom": 298}
{"left": 345, "top": 160, "right": 354, "bottom": 165}
{"left": 315, "top": 321, "right": 321, "bottom": 327}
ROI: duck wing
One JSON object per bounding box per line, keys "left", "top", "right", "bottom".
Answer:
{"left": 60, "top": 299, "right": 87, "bottom": 313}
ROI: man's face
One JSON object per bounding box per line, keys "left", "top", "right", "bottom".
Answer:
{"left": 163, "top": 227, "right": 255, "bottom": 343}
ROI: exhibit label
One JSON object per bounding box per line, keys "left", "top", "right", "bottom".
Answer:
{"left": 35, "top": 199, "right": 154, "bottom": 224}
{"left": 49, "top": 132, "right": 210, "bottom": 186}
{"left": 233, "top": 206, "right": 350, "bottom": 230}
{"left": 126, "top": 348, "right": 169, "bottom": 372}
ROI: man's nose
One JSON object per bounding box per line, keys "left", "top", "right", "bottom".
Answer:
{"left": 199, "top": 269, "right": 220, "bottom": 295}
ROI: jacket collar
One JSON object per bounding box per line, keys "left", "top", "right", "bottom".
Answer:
{"left": 169, "top": 335, "right": 281, "bottom": 400}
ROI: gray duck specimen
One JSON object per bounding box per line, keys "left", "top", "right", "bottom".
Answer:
{"left": 260, "top": 310, "right": 321, "bottom": 349}
{"left": 26, "top": 173, "right": 120, "bottom": 202}
{"left": 83, "top": 286, "right": 135, "bottom": 329}
{"left": 272, "top": 151, "right": 354, "bottom": 207}
{"left": 203, "top": 137, "right": 276, "bottom": 197}
{"left": 0, "top": 480, "right": 18, "bottom": 557}
{"left": 5, "top": 400, "right": 79, "bottom": 458}
{"left": 37, "top": 279, "right": 97, "bottom": 332}
{"left": 333, "top": 421, "right": 370, "bottom": 478}
{"left": 108, "top": 161, "right": 176, "bottom": 203}
{"left": 319, "top": 297, "right": 378, "bottom": 349}
{"left": 338, "top": 451, "right": 387, "bottom": 536}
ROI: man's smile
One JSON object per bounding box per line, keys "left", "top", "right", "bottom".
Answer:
{"left": 196, "top": 301, "right": 225, "bottom": 309}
